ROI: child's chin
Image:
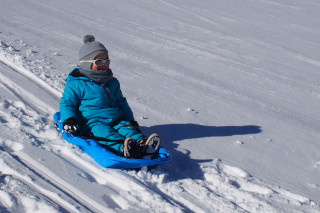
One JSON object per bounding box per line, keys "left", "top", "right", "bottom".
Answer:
{"left": 98, "top": 67, "right": 109, "bottom": 71}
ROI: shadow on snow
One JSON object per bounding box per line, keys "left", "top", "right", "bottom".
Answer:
{"left": 141, "top": 124, "right": 262, "bottom": 181}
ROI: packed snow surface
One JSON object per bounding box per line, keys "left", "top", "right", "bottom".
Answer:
{"left": 1, "top": 0, "right": 320, "bottom": 212}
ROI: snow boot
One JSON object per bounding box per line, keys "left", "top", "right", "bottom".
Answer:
{"left": 143, "top": 133, "right": 161, "bottom": 159}
{"left": 122, "top": 138, "right": 145, "bottom": 159}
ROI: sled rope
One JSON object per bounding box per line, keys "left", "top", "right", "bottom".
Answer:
{"left": 80, "top": 135, "right": 124, "bottom": 143}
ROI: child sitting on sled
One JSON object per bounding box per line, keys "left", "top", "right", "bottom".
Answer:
{"left": 60, "top": 35, "right": 160, "bottom": 159}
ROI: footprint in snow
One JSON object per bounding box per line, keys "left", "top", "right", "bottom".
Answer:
{"left": 187, "top": 108, "right": 198, "bottom": 113}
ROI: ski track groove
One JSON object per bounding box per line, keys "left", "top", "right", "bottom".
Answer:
{"left": 0, "top": 150, "right": 82, "bottom": 213}
{"left": 0, "top": 53, "right": 61, "bottom": 99}
{"left": 0, "top": 174, "right": 71, "bottom": 213}
{"left": 11, "top": 151, "right": 115, "bottom": 213}
{"left": 0, "top": 62, "right": 59, "bottom": 115}
{"left": 0, "top": 73, "right": 44, "bottom": 115}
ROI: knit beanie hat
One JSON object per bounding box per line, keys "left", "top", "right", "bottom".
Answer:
{"left": 79, "top": 35, "right": 108, "bottom": 69}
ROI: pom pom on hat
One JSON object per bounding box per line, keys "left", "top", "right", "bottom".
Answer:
{"left": 83, "top": 35, "right": 95, "bottom": 43}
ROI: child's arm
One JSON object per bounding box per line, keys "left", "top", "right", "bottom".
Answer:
{"left": 60, "top": 80, "right": 81, "bottom": 123}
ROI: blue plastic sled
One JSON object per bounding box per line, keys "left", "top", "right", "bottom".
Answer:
{"left": 53, "top": 112, "right": 171, "bottom": 169}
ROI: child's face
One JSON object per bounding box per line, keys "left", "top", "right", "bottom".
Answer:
{"left": 91, "top": 53, "right": 109, "bottom": 70}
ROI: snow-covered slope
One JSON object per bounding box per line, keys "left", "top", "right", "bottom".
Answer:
{"left": 1, "top": 0, "right": 320, "bottom": 212}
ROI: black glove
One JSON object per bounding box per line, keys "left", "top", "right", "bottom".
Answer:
{"left": 63, "top": 118, "right": 78, "bottom": 134}
{"left": 130, "top": 120, "right": 141, "bottom": 133}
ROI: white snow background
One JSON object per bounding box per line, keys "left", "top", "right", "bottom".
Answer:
{"left": 0, "top": 0, "right": 320, "bottom": 212}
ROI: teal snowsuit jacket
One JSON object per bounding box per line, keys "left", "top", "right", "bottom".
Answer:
{"left": 60, "top": 68, "right": 143, "bottom": 154}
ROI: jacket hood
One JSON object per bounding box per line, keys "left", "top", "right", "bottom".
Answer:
{"left": 66, "top": 68, "right": 89, "bottom": 81}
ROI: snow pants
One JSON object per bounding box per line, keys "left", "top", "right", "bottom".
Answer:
{"left": 83, "top": 121, "right": 144, "bottom": 155}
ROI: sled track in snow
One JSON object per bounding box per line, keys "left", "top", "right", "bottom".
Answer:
{"left": 0, "top": 53, "right": 61, "bottom": 99}
{"left": 0, "top": 60, "right": 60, "bottom": 115}
{"left": 10, "top": 151, "right": 114, "bottom": 213}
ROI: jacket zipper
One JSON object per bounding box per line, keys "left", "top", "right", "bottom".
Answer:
{"left": 99, "top": 83, "right": 122, "bottom": 117}
{"left": 100, "top": 83, "right": 111, "bottom": 105}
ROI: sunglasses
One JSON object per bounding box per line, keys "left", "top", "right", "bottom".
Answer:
{"left": 80, "top": 59, "right": 111, "bottom": 66}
